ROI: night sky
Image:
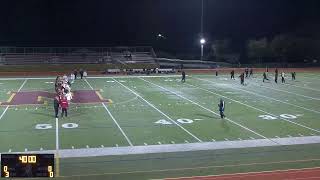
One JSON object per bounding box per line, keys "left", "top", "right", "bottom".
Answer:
{"left": 0, "top": 0, "right": 319, "bottom": 53}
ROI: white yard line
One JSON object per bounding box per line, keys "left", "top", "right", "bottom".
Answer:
{"left": 249, "top": 81, "right": 320, "bottom": 101}
{"left": 102, "top": 103, "right": 133, "bottom": 146}
{"left": 56, "top": 118, "right": 59, "bottom": 150}
{"left": 84, "top": 78, "right": 133, "bottom": 146}
{"left": 0, "top": 106, "right": 9, "bottom": 121}
{"left": 17, "top": 79, "right": 27, "bottom": 92}
{"left": 185, "top": 83, "right": 320, "bottom": 133}
{"left": 196, "top": 78, "right": 320, "bottom": 115}
{"left": 0, "top": 79, "right": 27, "bottom": 121}
{"left": 139, "top": 78, "right": 277, "bottom": 144}
{"left": 112, "top": 78, "right": 203, "bottom": 142}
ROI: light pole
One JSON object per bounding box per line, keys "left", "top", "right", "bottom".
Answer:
{"left": 200, "top": 38, "right": 206, "bottom": 60}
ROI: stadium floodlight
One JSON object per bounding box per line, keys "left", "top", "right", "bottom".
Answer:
{"left": 200, "top": 38, "right": 206, "bottom": 60}
{"left": 157, "top": 33, "right": 166, "bottom": 39}
{"left": 200, "top": 38, "right": 206, "bottom": 45}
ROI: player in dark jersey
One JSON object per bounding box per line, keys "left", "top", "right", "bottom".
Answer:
{"left": 291, "top": 72, "right": 296, "bottom": 80}
{"left": 275, "top": 68, "right": 279, "bottom": 83}
{"left": 249, "top": 68, "right": 253, "bottom": 77}
{"left": 263, "top": 72, "right": 269, "bottom": 82}
{"left": 239, "top": 73, "right": 245, "bottom": 85}
{"left": 230, "top": 70, "right": 235, "bottom": 79}
{"left": 181, "top": 71, "right": 186, "bottom": 83}
{"left": 218, "top": 99, "right": 225, "bottom": 119}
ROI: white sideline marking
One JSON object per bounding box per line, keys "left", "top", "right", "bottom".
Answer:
{"left": 140, "top": 78, "right": 275, "bottom": 144}
{"left": 0, "top": 75, "right": 182, "bottom": 81}
{"left": 13, "top": 136, "right": 320, "bottom": 158}
{"left": 84, "top": 78, "right": 133, "bottom": 147}
{"left": 251, "top": 83, "right": 320, "bottom": 101}
{"left": 112, "top": 78, "right": 202, "bottom": 142}
{"left": 192, "top": 79, "right": 320, "bottom": 133}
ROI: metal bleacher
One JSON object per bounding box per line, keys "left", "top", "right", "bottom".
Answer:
{"left": 0, "top": 46, "right": 157, "bottom": 65}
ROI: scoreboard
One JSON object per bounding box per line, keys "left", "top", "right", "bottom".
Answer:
{"left": 1, "top": 154, "right": 54, "bottom": 178}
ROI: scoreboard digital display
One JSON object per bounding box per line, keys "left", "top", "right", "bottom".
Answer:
{"left": 1, "top": 154, "right": 54, "bottom": 178}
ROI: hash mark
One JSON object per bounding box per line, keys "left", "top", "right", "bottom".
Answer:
{"left": 238, "top": 138, "right": 242, "bottom": 140}
{"left": 224, "top": 138, "right": 229, "bottom": 141}
{"left": 144, "top": 143, "right": 148, "bottom": 146}
{"left": 171, "top": 141, "right": 175, "bottom": 144}
{"left": 275, "top": 136, "right": 280, "bottom": 138}
{"left": 71, "top": 146, "right": 74, "bottom": 149}
{"left": 86, "top": 145, "right": 89, "bottom": 148}
{"left": 184, "top": 140, "right": 189, "bottom": 143}
{"left": 8, "top": 149, "right": 11, "bottom": 152}
{"left": 101, "top": 145, "right": 104, "bottom": 148}
{"left": 25, "top": 148, "right": 28, "bottom": 152}
{"left": 158, "top": 142, "right": 162, "bottom": 145}
{"left": 40, "top": 147, "right": 43, "bottom": 151}
{"left": 212, "top": 139, "right": 216, "bottom": 141}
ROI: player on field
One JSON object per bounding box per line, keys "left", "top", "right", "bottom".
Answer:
{"left": 59, "top": 96, "right": 69, "bottom": 118}
{"left": 275, "top": 68, "right": 279, "bottom": 83}
{"left": 249, "top": 68, "right": 253, "bottom": 77}
{"left": 239, "top": 73, "right": 245, "bottom": 85}
{"left": 245, "top": 68, "right": 249, "bottom": 78}
{"left": 181, "top": 70, "right": 186, "bottom": 83}
{"left": 281, "top": 72, "right": 286, "bottom": 83}
{"left": 230, "top": 70, "right": 235, "bottom": 79}
{"left": 291, "top": 72, "right": 296, "bottom": 80}
{"left": 218, "top": 99, "right": 225, "bottom": 119}
{"left": 263, "top": 72, "right": 269, "bottom": 82}
{"left": 53, "top": 95, "right": 60, "bottom": 118}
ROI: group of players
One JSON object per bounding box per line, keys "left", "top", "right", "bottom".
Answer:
{"left": 180, "top": 67, "right": 298, "bottom": 120}
{"left": 53, "top": 69, "right": 88, "bottom": 118}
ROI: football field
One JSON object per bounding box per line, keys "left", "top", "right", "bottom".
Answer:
{"left": 0, "top": 72, "right": 320, "bottom": 179}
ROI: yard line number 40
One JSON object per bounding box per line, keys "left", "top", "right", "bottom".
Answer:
{"left": 258, "top": 114, "right": 301, "bottom": 120}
